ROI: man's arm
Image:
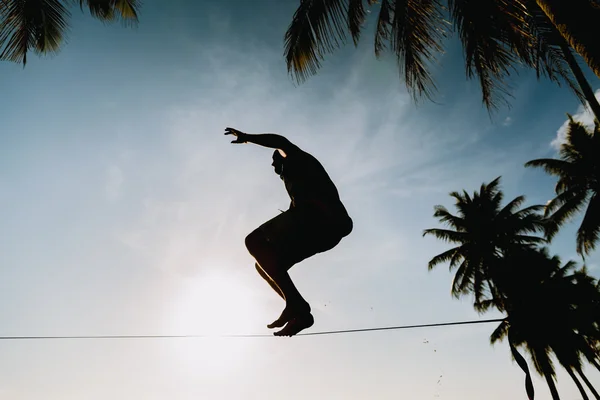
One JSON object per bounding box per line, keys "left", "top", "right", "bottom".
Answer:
{"left": 224, "top": 128, "right": 299, "bottom": 155}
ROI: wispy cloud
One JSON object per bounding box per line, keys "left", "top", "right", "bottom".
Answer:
{"left": 551, "top": 89, "right": 600, "bottom": 150}
{"left": 502, "top": 116, "right": 513, "bottom": 126}
{"left": 113, "top": 39, "right": 534, "bottom": 291}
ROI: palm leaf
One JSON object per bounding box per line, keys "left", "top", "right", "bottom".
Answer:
{"left": 77, "top": 0, "right": 140, "bottom": 24}
{"left": 422, "top": 228, "right": 468, "bottom": 243}
{"left": 498, "top": 195, "right": 526, "bottom": 216}
{"left": 490, "top": 319, "right": 509, "bottom": 343}
{"left": 374, "top": 0, "right": 391, "bottom": 57}
{"left": 545, "top": 190, "right": 589, "bottom": 241}
{"left": 432, "top": 205, "right": 466, "bottom": 229}
{"left": 389, "top": 0, "right": 446, "bottom": 101}
{"left": 535, "top": 0, "right": 600, "bottom": 78}
{"left": 114, "top": 0, "right": 139, "bottom": 22}
{"left": 0, "top": 0, "right": 69, "bottom": 65}
{"left": 563, "top": 118, "right": 595, "bottom": 160}
{"left": 525, "top": 158, "right": 572, "bottom": 176}
{"left": 427, "top": 246, "right": 461, "bottom": 270}
{"left": 576, "top": 193, "right": 600, "bottom": 255}
{"left": 513, "top": 235, "right": 547, "bottom": 245}
{"left": 284, "top": 0, "right": 348, "bottom": 83}
{"left": 524, "top": 0, "right": 587, "bottom": 104}
{"left": 451, "top": 259, "right": 473, "bottom": 297}
{"left": 448, "top": 0, "right": 526, "bottom": 110}
{"left": 347, "top": 0, "right": 366, "bottom": 46}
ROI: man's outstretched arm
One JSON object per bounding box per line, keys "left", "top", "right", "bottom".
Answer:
{"left": 224, "top": 127, "right": 299, "bottom": 154}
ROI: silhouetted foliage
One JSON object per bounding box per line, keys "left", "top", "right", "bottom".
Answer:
{"left": 0, "top": 0, "right": 140, "bottom": 65}
{"left": 426, "top": 179, "right": 600, "bottom": 399}
{"left": 423, "top": 177, "right": 545, "bottom": 307}
{"left": 284, "top": 0, "right": 600, "bottom": 114}
{"left": 526, "top": 118, "right": 600, "bottom": 256}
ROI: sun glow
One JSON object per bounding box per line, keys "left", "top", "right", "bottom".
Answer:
{"left": 164, "top": 266, "right": 266, "bottom": 372}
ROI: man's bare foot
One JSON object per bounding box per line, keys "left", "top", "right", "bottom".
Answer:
{"left": 274, "top": 313, "right": 314, "bottom": 337}
{"left": 267, "top": 302, "right": 311, "bottom": 329}
{"left": 267, "top": 307, "right": 294, "bottom": 329}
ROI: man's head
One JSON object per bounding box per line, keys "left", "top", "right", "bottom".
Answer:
{"left": 272, "top": 149, "right": 285, "bottom": 175}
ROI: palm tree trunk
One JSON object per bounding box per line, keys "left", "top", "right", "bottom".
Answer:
{"left": 576, "top": 367, "right": 600, "bottom": 400}
{"left": 544, "top": 372, "right": 561, "bottom": 400}
{"left": 593, "top": 359, "right": 600, "bottom": 373}
{"left": 566, "top": 367, "right": 590, "bottom": 400}
{"left": 588, "top": 358, "right": 600, "bottom": 371}
{"left": 535, "top": 0, "right": 600, "bottom": 78}
{"left": 558, "top": 40, "right": 600, "bottom": 122}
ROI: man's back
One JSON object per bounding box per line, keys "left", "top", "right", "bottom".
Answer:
{"left": 279, "top": 148, "right": 343, "bottom": 211}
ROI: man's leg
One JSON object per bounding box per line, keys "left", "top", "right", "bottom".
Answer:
{"left": 245, "top": 230, "right": 313, "bottom": 336}
{"left": 255, "top": 262, "right": 284, "bottom": 300}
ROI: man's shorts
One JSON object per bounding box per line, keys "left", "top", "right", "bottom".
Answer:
{"left": 256, "top": 205, "right": 353, "bottom": 267}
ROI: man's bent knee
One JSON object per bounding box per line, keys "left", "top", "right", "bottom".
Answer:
{"left": 245, "top": 229, "right": 267, "bottom": 256}
{"left": 245, "top": 229, "right": 278, "bottom": 266}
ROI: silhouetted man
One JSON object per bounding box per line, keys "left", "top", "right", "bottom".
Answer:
{"left": 225, "top": 127, "right": 353, "bottom": 336}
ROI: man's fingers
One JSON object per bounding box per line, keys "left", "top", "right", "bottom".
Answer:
{"left": 224, "top": 127, "right": 241, "bottom": 135}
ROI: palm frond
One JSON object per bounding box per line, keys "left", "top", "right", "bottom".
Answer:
{"left": 524, "top": 0, "right": 587, "bottom": 104}
{"left": 284, "top": 0, "right": 348, "bottom": 83}
{"left": 374, "top": 0, "right": 391, "bottom": 57}
{"left": 524, "top": 157, "right": 573, "bottom": 177}
{"left": 513, "top": 235, "right": 547, "bottom": 245}
{"left": 78, "top": 0, "right": 114, "bottom": 20}
{"left": 432, "top": 205, "right": 466, "bottom": 229}
{"left": 545, "top": 190, "right": 589, "bottom": 241}
{"left": 389, "top": 0, "right": 446, "bottom": 101}
{"left": 563, "top": 118, "right": 595, "bottom": 159}
{"left": 499, "top": 195, "right": 526, "bottom": 216}
{"left": 576, "top": 193, "right": 600, "bottom": 255}
{"left": 535, "top": 0, "right": 600, "bottom": 78}
{"left": 0, "top": 0, "right": 69, "bottom": 65}
{"left": 484, "top": 176, "right": 502, "bottom": 194}
{"left": 427, "top": 246, "right": 462, "bottom": 270}
{"left": 114, "top": 0, "right": 140, "bottom": 23}
{"left": 545, "top": 189, "right": 585, "bottom": 215}
{"left": 422, "top": 228, "right": 468, "bottom": 243}
{"left": 76, "top": 0, "right": 140, "bottom": 24}
{"left": 491, "top": 319, "right": 510, "bottom": 343}
{"left": 448, "top": 0, "right": 525, "bottom": 110}
{"left": 347, "top": 0, "right": 366, "bottom": 45}
{"left": 451, "top": 259, "right": 473, "bottom": 297}
{"left": 512, "top": 204, "right": 546, "bottom": 218}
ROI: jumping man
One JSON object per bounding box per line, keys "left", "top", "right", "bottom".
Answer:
{"left": 224, "top": 127, "right": 353, "bottom": 337}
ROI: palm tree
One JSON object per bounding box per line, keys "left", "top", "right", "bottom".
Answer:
{"left": 534, "top": 0, "right": 600, "bottom": 79}
{"left": 0, "top": 0, "right": 140, "bottom": 65}
{"left": 490, "top": 247, "right": 600, "bottom": 400}
{"left": 423, "top": 177, "right": 545, "bottom": 306}
{"left": 525, "top": 118, "right": 600, "bottom": 256}
{"left": 525, "top": 0, "right": 600, "bottom": 121}
{"left": 284, "top": 0, "right": 600, "bottom": 116}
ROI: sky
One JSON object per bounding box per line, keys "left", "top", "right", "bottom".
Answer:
{"left": 1, "top": 1, "right": 599, "bottom": 399}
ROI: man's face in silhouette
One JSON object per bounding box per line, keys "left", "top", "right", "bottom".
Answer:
{"left": 272, "top": 150, "right": 284, "bottom": 175}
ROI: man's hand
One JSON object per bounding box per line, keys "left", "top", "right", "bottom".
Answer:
{"left": 224, "top": 127, "right": 248, "bottom": 144}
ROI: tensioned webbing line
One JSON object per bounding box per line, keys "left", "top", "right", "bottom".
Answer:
{"left": 0, "top": 318, "right": 505, "bottom": 340}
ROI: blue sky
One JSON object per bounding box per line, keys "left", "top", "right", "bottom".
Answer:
{"left": 1, "top": 1, "right": 599, "bottom": 399}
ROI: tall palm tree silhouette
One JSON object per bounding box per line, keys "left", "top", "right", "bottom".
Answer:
{"left": 423, "top": 177, "right": 545, "bottom": 306}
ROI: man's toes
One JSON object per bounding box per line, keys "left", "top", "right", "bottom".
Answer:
{"left": 267, "top": 307, "right": 294, "bottom": 329}
{"left": 273, "top": 313, "right": 314, "bottom": 337}
{"left": 267, "top": 317, "right": 287, "bottom": 329}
